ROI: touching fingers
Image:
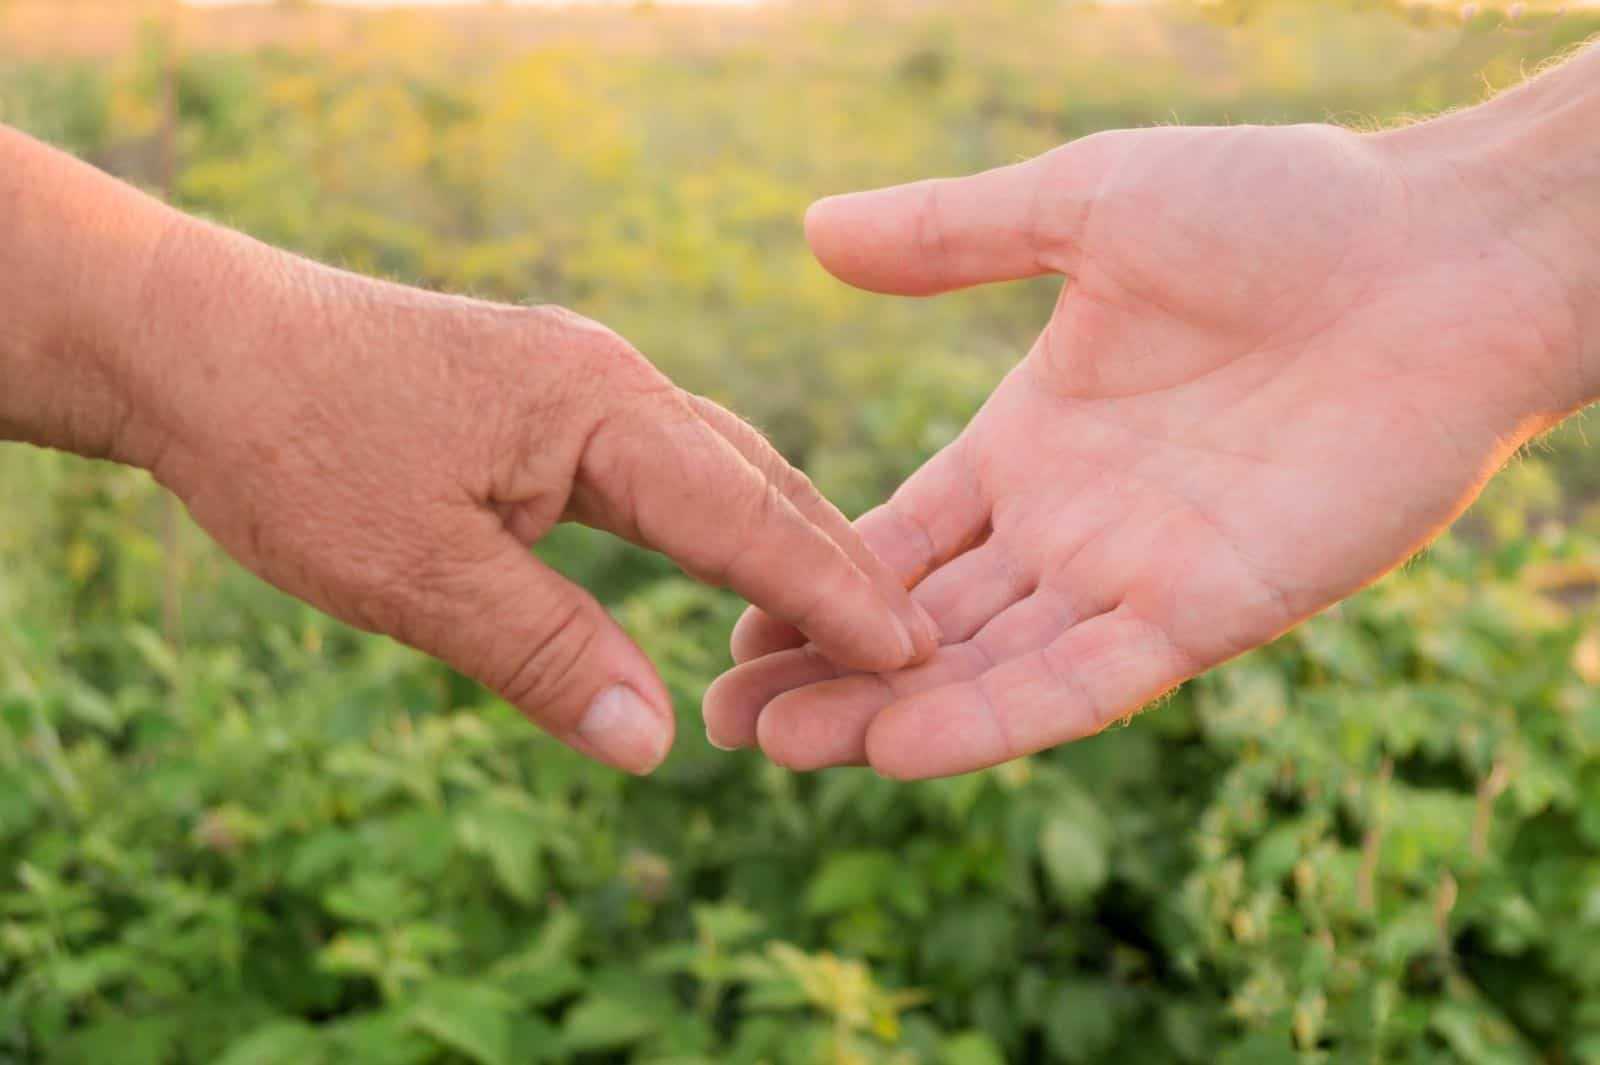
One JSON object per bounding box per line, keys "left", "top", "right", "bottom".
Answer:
{"left": 725, "top": 601, "right": 1188, "bottom": 781}
{"left": 722, "top": 587, "right": 1084, "bottom": 769}
{"left": 702, "top": 646, "right": 845, "bottom": 752}
{"left": 705, "top": 642, "right": 969, "bottom": 769}
{"left": 758, "top": 643, "right": 993, "bottom": 771}
{"left": 729, "top": 433, "right": 989, "bottom": 664}
{"left": 687, "top": 393, "right": 939, "bottom": 659}
{"left": 579, "top": 393, "right": 926, "bottom": 674}
{"left": 710, "top": 540, "right": 1033, "bottom": 757}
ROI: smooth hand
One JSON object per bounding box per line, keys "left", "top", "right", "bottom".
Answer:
{"left": 707, "top": 118, "right": 1595, "bottom": 778}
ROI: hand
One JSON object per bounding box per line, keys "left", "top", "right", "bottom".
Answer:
{"left": 706, "top": 119, "right": 1590, "bottom": 778}
{"left": 101, "top": 221, "right": 937, "bottom": 775}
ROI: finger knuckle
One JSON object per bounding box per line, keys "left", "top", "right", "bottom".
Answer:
{"left": 498, "top": 596, "right": 601, "bottom": 724}
{"left": 680, "top": 477, "right": 775, "bottom": 588}
{"left": 725, "top": 478, "right": 788, "bottom": 568}
{"left": 795, "top": 550, "right": 857, "bottom": 626}
{"left": 575, "top": 393, "right": 701, "bottom": 522}
{"left": 519, "top": 304, "right": 620, "bottom": 354}
{"left": 517, "top": 305, "right": 667, "bottom": 402}
{"left": 573, "top": 324, "right": 665, "bottom": 397}
{"left": 914, "top": 179, "right": 953, "bottom": 266}
{"left": 691, "top": 396, "right": 817, "bottom": 500}
{"left": 778, "top": 462, "right": 826, "bottom": 511}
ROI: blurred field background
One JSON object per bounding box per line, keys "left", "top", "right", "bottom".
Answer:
{"left": 6, "top": 1, "right": 1600, "bottom": 1062}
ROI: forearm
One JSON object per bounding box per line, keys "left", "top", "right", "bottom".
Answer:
{"left": 0, "top": 123, "right": 181, "bottom": 463}
{"left": 1379, "top": 43, "right": 1600, "bottom": 407}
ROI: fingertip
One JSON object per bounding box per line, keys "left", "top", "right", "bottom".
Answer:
{"left": 802, "top": 187, "right": 916, "bottom": 295}
{"left": 705, "top": 729, "right": 741, "bottom": 753}
{"left": 870, "top": 760, "right": 919, "bottom": 783}
{"left": 703, "top": 647, "right": 845, "bottom": 754}
{"left": 701, "top": 668, "right": 757, "bottom": 751}
{"left": 909, "top": 599, "right": 943, "bottom": 662}
{"left": 752, "top": 705, "right": 791, "bottom": 769}
{"left": 754, "top": 694, "right": 806, "bottom": 772}
{"left": 864, "top": 714, "right": 924, "bottom": 781}
{"left": 802, "top": 194, "right": 846, "bottom": 257}
{"left": 755, "top": 691, "right": 867, "bottom": 773}
{"left": 811, "top": 622, "right": 912, "bottom": 674}
{"left": 756, "top": 678, "right": 883, "bottom": 773}
{"left": 864, "top": 692, "right": 997, "bottom": 782}
{"left": 574, "top": 683, "right": 675, "bottom": 775}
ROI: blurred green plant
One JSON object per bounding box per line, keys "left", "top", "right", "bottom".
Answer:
{"left": 3, "top": 1, "right": 1600, "bottom": 1061}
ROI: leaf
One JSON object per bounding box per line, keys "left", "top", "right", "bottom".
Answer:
{"left": 214, "top": 1021, "right": 325, "bottom": 1065}
{"left": 509, "top": 1016, "right": 560, "bottom": 1064}
{"left": 1296, "top": 617, "right": 1380, "bottom": 684}
{"left": 940, "top": 1031, "right": 1008, "bottom": 1065}
{"left": 324, "top": 874, "right": 423, "bottom": 926}
{"left": 692, "top": 902, "right": 764, "bottom": 947}
{"left": 562, "top": 995, "right": 661, "bottom": 1053}
{"left": 921, "top": 902, "right": 1018, "bottom": 987}
{"left": 61, "top": 680, "right": 120, "bottom": 732}
{"left": 326, "top": 1012, "right": 436, "bottom": 1065}
{"left": 1216, "top": 1030, "right": 1301, "bottom": 1065}
{"left": 456, "top": 797, "right": 543, "bottom": 904}
{"left": 805, "top": 851, "right": 899, "bottom": 915}
{"left": 317, "top": 933, "right": 384, "bottom": 979}
{"left": 1247, "top": 824, "right": 1303, "bottom": 886}
{"left": 1428, "top": 1002, "right": 1529, "bottom": 1065}
{"left": 54, "top": 1014, "right": 183, "bottom": 1065}
{"left": 407, "top": 980, "right": 516, "bottom": 1065}
{"left": 1042, "top": 981, "right": 1120, "bottom": 1064}
{"left": 125, "top": 625, "right": 180, "bottom": 680}
{"left": 286, "top": 829, "right": 360, "bottom": 890}
{"left": 495, "top": 959, "right": 584, "bottom": 1008}
{"left": 360, "top": 812, "right": 457, "bottom": 883}
{"left": 1039, "top": 815, "right": 1109, "bottom": 906}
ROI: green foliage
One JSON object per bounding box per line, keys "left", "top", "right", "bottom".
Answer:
{"left": 4, "top": 2, "right": 1600, "bottom": 1061}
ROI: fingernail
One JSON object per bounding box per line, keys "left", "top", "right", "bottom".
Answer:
{"left": 912, "top": 600, "right": 942, "bottom": 650}
{"left": 578, "top": 686, "right": 671, "bottom": 774}
{"left": 893, "top": 614, "right": 918, "bottom": 663}
{"left": 705, "top": 729, "right": 740, "bottom": 752}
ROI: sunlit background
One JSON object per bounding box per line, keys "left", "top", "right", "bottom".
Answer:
{"left": 4, "top": 2, "right": 1600, "bottom": 1063}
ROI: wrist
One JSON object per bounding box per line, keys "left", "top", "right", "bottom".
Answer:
{"left": 0, "top": 126, "right": 182, "bottom": 466}
{"left": 107, "top": 215, "right": 302, "bottom": 486}
{"left": 1374, "top": 45, "right": 1600, "bottom": 415}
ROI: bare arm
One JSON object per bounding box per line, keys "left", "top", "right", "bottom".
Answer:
{"left": 0, "top": 125, "right": 938, "bottom": 774}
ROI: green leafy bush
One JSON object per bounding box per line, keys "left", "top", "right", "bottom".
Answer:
{"left": 4, "top": 3, "right": 1600, "bottom": 1062}
{"left": 7, "top": 455, "right": 1600, "bottom": 1064}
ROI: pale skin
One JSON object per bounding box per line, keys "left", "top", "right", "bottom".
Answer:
{"left": 705, "top": 44, "right": 1600, "bottom": 779}
{"left": 0, "top": 127, "right": 940, "bottom": 777}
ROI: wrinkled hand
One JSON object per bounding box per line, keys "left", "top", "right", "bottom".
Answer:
{"left": 706, "top": 122, "right": 1588, "bottom": 778}
{"left": 122, "top": 223, "right": 936, "bottom": 774}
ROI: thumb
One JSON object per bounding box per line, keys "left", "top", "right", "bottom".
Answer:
{"left": 805, "top": 137, "right": 1116, "bottom": 297}
{"left": 407, "top": 515, "right": 674, "bottom": 775}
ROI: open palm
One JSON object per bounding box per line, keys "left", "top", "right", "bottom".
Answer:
{"left": 705, "top": 122, "right": 1583, "bottom": 778}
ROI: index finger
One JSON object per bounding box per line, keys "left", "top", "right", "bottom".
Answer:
{"left": 578, "top": 397, "right": 931, "bottom": 674}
